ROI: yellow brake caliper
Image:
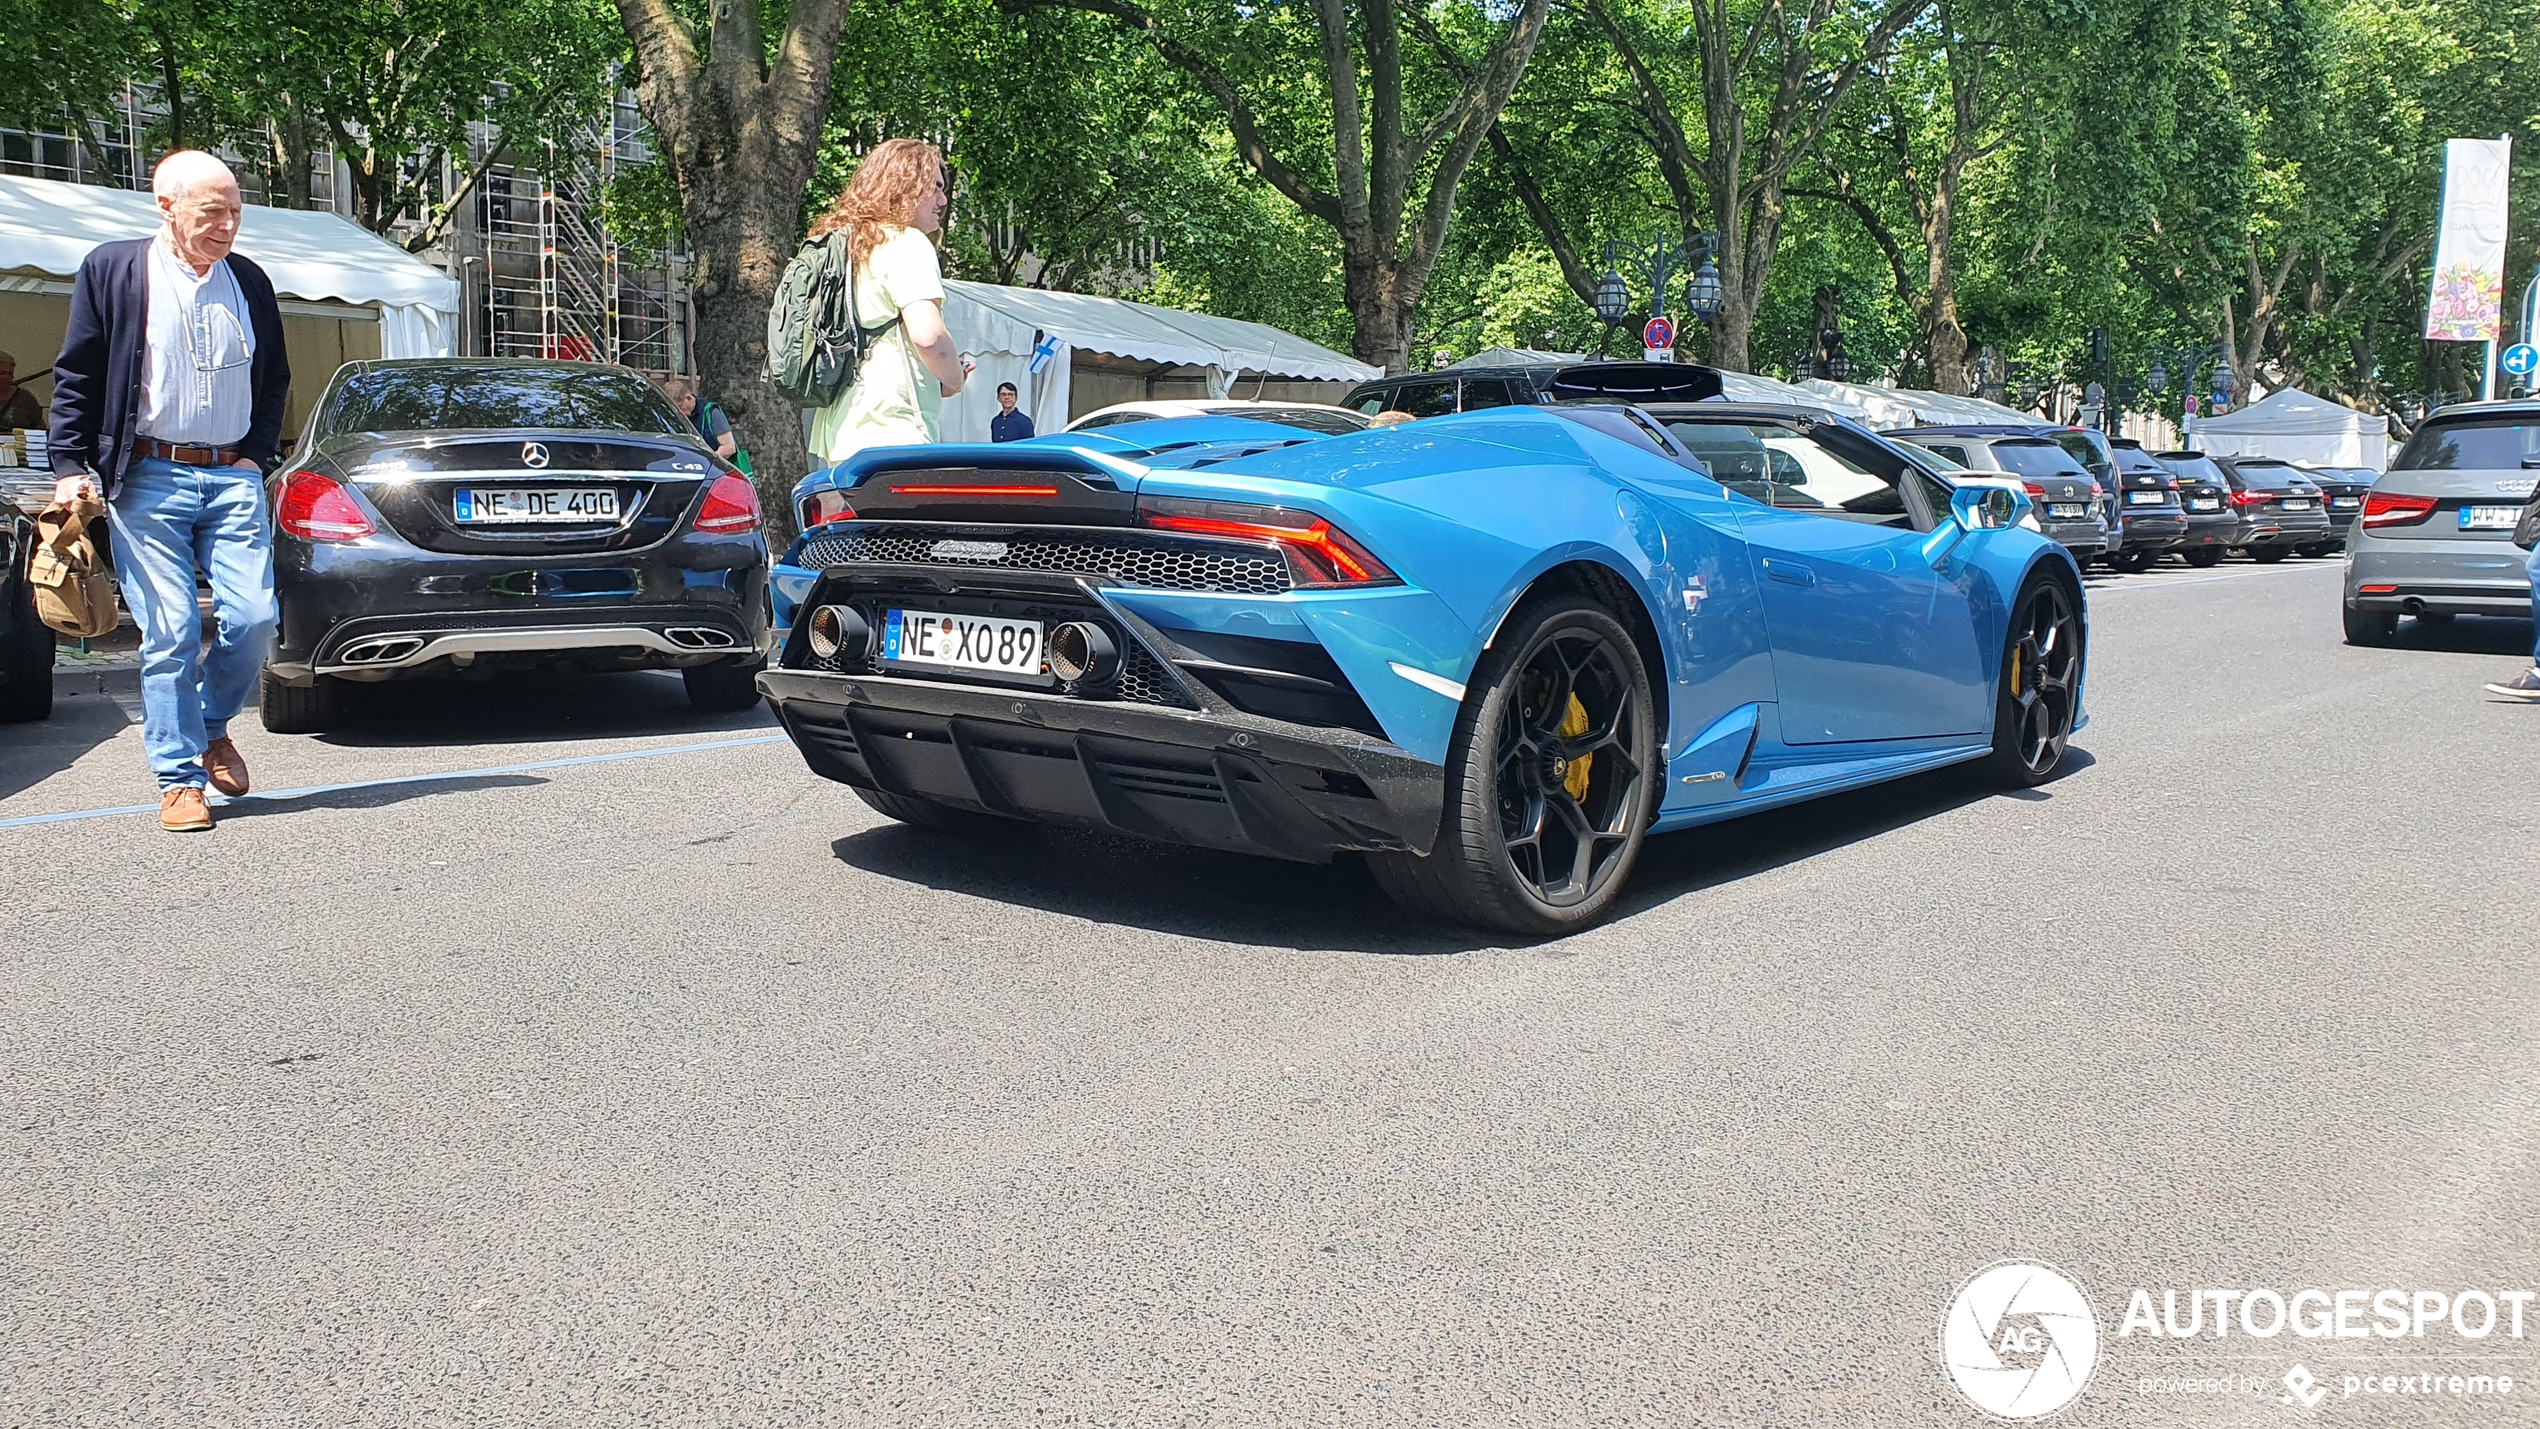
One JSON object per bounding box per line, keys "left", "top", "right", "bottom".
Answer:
{"left": 1559, "top": 694, "right": 1593, "bottom": 802}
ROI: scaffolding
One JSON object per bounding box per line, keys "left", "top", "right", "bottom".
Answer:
{"left": 1, "top": 88, "right": 687, "bottom": 375}
{"left": 464, "top": 96, "right": 684, "bottom": 373}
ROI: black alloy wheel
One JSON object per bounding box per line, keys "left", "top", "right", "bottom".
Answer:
{"left": 1982, "top": 574, "right": 2081, "bottom": 788}
{"left": 1369, "top": 595, "right": 1656, "bottom": 935}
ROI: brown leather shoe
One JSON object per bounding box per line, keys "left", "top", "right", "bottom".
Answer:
{"left": 160, "top": 786, "right": 214, "bottom": 833}
{"left": 203, "top": 737, "right": 250, "bottom": 797}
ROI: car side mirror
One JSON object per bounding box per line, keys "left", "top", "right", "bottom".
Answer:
{"left": 1952, "top": 485, "right": 2023, "bottom": 530}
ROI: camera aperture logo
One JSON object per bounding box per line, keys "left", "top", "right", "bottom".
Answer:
{"left": 1944, "top": 1261, "right": 2101, "bottom": 1418}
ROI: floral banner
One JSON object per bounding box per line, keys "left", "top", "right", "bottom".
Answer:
{"left": 2424, "top": 137, "right": 2512, "bottom": 342}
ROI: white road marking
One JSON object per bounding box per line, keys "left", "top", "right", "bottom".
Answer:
{"left": 2088, "top": 563, "right": 2342, "bottom": 593}
{"left": 0, "top": 733, "right": 789, "bottom": 831}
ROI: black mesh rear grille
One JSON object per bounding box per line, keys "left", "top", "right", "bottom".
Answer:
{"left": 1115, "top": 642, "right": 1187, "bottom": 707}
{"left": 801, "top": 528, "right": 1292, "bottom": 594}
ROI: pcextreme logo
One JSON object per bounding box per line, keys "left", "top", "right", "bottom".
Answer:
{"left": 1942, "top": 1261, "right": 2101, "bottom": 1418}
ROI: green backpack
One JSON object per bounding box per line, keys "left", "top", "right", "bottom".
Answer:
{"left": 764, "top": 227, "right": 899, "bottom": 408}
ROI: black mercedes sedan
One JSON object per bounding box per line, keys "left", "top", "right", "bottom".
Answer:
{"left": 258, "top": 359, "right": 770, "bottom": 733}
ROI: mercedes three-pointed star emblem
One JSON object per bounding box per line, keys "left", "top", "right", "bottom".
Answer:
{"left": 522, "top": 441, "right": 551, "bottom": 469}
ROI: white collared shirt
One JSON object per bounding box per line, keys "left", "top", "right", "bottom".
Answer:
{"left": 136, "top": 231, "right": 255, "bottom": 446}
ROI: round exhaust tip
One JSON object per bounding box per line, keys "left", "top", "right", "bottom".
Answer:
{"left": 806, "top": 604, "right": 870, "bottom": 662}
{"left": 1047, "top": 621, "right": 1119, "bottom": 684}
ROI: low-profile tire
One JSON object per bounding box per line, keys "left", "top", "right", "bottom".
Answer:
{"left": 1980, "top": 572, "right": 2082, "bottom": 788}
{"left": 2183, "top": 548, "right": 2222, "bottom": 568}
{"left": 849, "top": 785, "right": 1021, "bottom": 835}
{"left": 683, "top": 658, "right": 764, "bottom": 713}
{"left": 0, "top": 577, "right": 54, "bottom": 724}
{"left": 258, "top": 666, "right": 340, "bottom": 734}
{"left": 2342, "top": 605, "right": 2398, "bottom": 646}
{"left": 2250, "top": 545, "right": 2290, "bottom": 564}
{"left": 1365, "top": 594, "right": 1658, "bottom": 936}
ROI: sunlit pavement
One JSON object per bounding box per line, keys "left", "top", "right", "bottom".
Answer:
{"left": 3, "top": 552, "right": 2535, "bottom": 1426}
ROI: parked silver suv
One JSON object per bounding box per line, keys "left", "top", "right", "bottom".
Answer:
{"left": 1892, "top": 431, "right": 2111, "bottom": 559}
{"left": 2341, "top": 400, "right": 2540, "bottom": 645}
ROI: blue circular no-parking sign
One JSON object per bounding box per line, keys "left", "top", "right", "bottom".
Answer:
{"left": 2503, "top": 343, "right": 2539, "bottom": 377}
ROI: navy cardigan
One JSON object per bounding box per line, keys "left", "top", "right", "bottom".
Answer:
{"left": 48, "top": 238, "right": 291, "bottom": 496}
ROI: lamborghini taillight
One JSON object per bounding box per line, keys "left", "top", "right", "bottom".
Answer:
{"left": 1134, "top": 496, "right": 1398, "bottom": 587}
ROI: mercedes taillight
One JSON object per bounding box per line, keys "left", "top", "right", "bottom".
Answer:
{"left": 695, "top": 474, "right": 762, "bottom": 533}
{"left": 275, "top": 470, "right": 375, "bottom": 541}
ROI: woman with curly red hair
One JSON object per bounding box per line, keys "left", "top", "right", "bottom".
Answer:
{"left": 806, "top": 138, "right": 970, "bottom": 462}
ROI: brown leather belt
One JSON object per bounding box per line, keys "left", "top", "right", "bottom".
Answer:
{"left": 132, "top": 437, "right": 244, "bottom": 466}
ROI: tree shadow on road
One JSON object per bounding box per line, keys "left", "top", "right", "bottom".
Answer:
{"left": 304, "top": 670, "right": 778, "bottom": 750}
{"left": 825, "top": 747, "right": 2096, "bottom": 956}
{"left": 2379, "top": 613, "right": 2533, "bottom": 658}
{"left": 211, "top": 772, "right": 549, "bottom": 820}
{"left": 0, "top": 668, "right": 138, "bottom": 805}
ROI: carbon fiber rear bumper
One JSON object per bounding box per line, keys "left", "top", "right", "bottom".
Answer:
{"left": 758, "top": 563, "right": 1444, "bottom": 862}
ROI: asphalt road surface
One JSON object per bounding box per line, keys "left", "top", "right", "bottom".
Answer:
{"left": 4, "top": 555, "right": 2536, "bottom": 1428}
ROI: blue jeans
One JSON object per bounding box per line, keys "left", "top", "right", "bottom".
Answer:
{"left": 107, "top": 457, "right": 278, "bottom": 791}
{"left": 2528, "top": 545, "right": 2540, "bottom": 666}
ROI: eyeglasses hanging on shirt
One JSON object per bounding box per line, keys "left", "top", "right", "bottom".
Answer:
{"left": 187, "top": 297, "right": 251, "bottom": 416}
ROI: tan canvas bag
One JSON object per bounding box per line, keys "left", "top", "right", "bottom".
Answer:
{"left": 26, "top": 495, "right": 119, "bottom": 639}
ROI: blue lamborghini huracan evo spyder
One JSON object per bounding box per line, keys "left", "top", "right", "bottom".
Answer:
{"left": 760, "top": 398, "right": 2087, "bottom": 934}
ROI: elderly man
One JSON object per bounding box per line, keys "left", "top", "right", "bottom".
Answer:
{"left": 0, "top": 351, "right": 43, "bottom": 430}
{"left": 50, "top": 151, "right": 288, "bottom": 832}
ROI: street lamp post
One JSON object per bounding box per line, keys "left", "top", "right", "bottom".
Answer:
{"left": 1593, "top": 232, "right": 1724, "bottom": 360}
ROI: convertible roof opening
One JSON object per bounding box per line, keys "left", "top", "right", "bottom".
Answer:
{"left": 1545, "top": 363, "right": 1726, "bottom": 404}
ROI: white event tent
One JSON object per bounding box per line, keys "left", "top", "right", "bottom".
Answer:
{"left": 1790, "top": 378, "right": 2047, "bottom": 429}
{"left": 938, "top": 280, "right": 1378, "bottom": 441}
{"left": 0, "top": 173, "right": 460, "bottom": 437}
{"left": 2191, "top": 388, "right": 2389, "bottom": 469}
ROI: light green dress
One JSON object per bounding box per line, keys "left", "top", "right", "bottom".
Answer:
{"left": 808, "top": 225, "right": 946, "bottom": 463}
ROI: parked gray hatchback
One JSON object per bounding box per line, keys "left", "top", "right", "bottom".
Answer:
{"left": 2342, "top": 400, "right": 2540, "bottom": 645}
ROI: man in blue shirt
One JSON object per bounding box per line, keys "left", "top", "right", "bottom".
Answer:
{"left": 50, "top": 151, "right": 288, "bottom": 832}
{"left": 989, "top": 382, "right": 1035, "bottom": 442}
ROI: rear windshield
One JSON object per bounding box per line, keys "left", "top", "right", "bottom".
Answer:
{"left": 2231, "top": 461, "right": 2304, "bottom": 487}
{"left": 2111, "top": 446, "right": 2168, "bottom": 475}
{"left": 2392, "top": 418, "right": 2540, "bottom": 471}
{"left": 1240, "top": 406, "right": 1370, "bottom": 435}
{"left": 2155, "top": 454, "right": 2225, "bottom": 484}
{"left": 321, "top": 365, "right": 693, "bottom": 438}
{"left": 2054, "top": 431, "right": 2112, "bottom": 469}
{"left": 1989, "top": 442, "right": 2090, "bottom": 479}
